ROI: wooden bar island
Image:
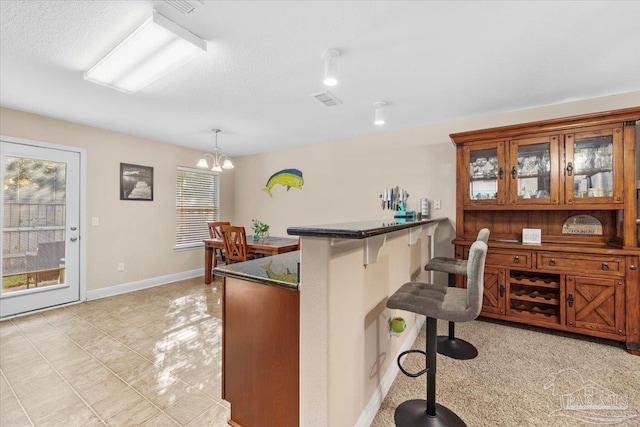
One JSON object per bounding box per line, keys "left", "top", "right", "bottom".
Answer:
{"left": 215, "top": 217, "right": 447, "bottom": 426}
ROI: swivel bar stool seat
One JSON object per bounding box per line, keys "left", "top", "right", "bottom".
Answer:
{"left": 424, "top": 228, "right": 489, "bottom": 360}
{"left": 387, "top": 240, "right": 488, "bottom": 427}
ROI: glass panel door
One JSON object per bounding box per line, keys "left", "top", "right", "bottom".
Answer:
{"left": 509, "top": 136, "right": 559, "bottom": 205}
{"left": 565, "top": 127, "right": 623, "bottom": 205}
{"left": 464, "top": 141, "right": 506, "bottom": 205}
{"left": 1, "top": 140, "right": 80, "bottom": 318}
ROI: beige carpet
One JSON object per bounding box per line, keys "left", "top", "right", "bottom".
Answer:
{"left": 371, "top": 319, "right": 640, "bottom": 427}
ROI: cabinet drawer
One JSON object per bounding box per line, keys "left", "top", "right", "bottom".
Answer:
{"left": 486, "top": 250, "right": 532, "bottom": 268}
{"left": 537, "top": 253, "right": 625, "bottom": 277}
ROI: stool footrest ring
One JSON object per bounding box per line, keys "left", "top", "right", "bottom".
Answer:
{"left": 397, "top": 349, "right": 428, "bottom": 378}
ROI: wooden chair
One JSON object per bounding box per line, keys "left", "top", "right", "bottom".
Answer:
{"left": 221, "top": 225, "right": 253, "bottom": 264}
{"left": 208, "top": 221, "right": 230, "bottom": 263}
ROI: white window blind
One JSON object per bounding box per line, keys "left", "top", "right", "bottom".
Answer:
{"left": 175, "top": 166, "right": 219, "bottom": 248}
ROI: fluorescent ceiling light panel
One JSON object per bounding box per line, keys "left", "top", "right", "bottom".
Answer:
{"left": 84, "top": 11, "right": 207, "bottom": 94}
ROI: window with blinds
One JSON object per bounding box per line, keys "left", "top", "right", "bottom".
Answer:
{"left": 175, "top": 166, "right": 219, "bottom": 249}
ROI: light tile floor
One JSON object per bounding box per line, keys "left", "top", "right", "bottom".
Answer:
{"left": 0, "top": 277, "right": 230, "bottom": 427}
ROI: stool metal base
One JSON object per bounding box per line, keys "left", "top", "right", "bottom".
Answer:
{"left": 394, "top": 399, "right": 467, "bottom": 427}
{"left": 436, "top": 336, "right": 478, "bottom": 360}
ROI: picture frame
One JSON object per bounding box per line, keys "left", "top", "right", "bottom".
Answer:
{"left": 120, "top": 163, "right": 153, "bottom": 201}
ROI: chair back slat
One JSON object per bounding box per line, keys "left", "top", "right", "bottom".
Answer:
{"left": 208, "top": 221, "right": 230, "bottom": 239}
{"left": 221, "top": 225, "right": 249, "bottom": 263}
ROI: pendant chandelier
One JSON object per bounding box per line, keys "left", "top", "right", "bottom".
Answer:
{"left": 196, "top": 129, "right": 234, "bottom": 172}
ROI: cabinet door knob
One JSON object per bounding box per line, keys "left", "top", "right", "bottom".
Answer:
{"left": 601, "top": 262, "right": 609, "bottom": 271}
{"left": 499, "top": 284, "right": 505, "bottom": 297}
{"left": 566, "top": 162, "right": 573, "bottom": 176}
{"left": 498, "top": 167, "right": 504, "bottom": 179}
{"left": 513, "top": 256, "right": 520, "bottom": 263}
{"left": 631, "top": 265, "right": 637, "bottom": 271}
{"left": 567, "top": 294, "right": 574, "bottom": 307}
{"left": 511, "top": 166, "right": 517, "bottom": 179}
{"left": 549, "top": 258, "right": 556, "bottom": 266}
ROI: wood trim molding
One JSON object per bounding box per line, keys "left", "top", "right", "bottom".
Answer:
{"left": 450, "top": 107, "right": 640, "bottom": 145}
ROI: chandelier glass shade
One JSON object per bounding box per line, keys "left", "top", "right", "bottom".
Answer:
{"left": 197, "top": 129, "right": 234, "bottom": 172}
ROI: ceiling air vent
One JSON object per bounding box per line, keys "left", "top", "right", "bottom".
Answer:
{"left": 311, "top": 91, "right": 343, "bottom": 107}
{"left": 163, "top": 0, "right": 204, "bottom": 14}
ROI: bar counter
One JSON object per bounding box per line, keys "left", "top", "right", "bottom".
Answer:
{"left": 215, "top": 217, "right": 447, "bottom": 427}
{"left": 289, "top": 217, "right": 446, "bottom": 427}
{"left": 213, "top": 250, "right": 300, "bottom": 289}
{"left": 214, "top": 252, "right": 301, "bottom": 427}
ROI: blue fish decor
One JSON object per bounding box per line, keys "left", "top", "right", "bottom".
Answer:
{"left": 261, "top": 168, "right": 304, "bottom": 198}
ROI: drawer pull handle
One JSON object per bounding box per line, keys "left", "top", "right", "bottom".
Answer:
{"left": 601, "top": 262, "right": 609, "bottom": 271}
{"left": 549, "top": 258, "right": 556, "bottom": 266}
{"left": 513, "top": 256, "right": 520, "bottom": 263}
{"left": 568, "top": 294, "right": 574, "bottom": 307}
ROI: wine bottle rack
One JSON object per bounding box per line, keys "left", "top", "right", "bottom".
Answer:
{"left": 508, "top": 271, "right": 561, "bottom": 324}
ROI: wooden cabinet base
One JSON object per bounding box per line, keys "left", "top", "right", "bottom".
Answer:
{"left": 222, "top": 277, "right": 299, "bottom": 427}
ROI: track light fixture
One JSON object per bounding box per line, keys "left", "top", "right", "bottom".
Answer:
{"left": 322, "top": 49, "right": 340, "bottom": 87}
{"left": 374, "top": 102, "right": 387, "bottom": 126}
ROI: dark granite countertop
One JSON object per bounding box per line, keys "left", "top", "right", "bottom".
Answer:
{"left": 287, "top": 217, "right": 447, "bottom": 239}
{"left": 213, "top": 251, "right": 300, "bottom": 290}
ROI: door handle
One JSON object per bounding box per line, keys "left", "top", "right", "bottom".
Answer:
{"left": 70, "top": 236, "right": 78, "bottom": 242}
{"left": 70, "top": 226, "right": 77, "bottom": 231}
{"left": 566, "top": 162, "right": 573, "bottom": 176}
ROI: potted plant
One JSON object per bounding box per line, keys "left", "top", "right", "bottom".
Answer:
{"left": 251, "top": 219, "right": 270, "bottom": 241}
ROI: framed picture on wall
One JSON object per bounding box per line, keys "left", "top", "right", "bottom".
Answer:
{"left": 120, "top": 163, "right": 153, "bottom": 201}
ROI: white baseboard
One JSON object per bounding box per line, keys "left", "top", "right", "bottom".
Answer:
{"left": 86, "top": 268, "right": 204, "bottom": 301}
{"left": 354, "top": 316, "right": 426, "bottom": 427}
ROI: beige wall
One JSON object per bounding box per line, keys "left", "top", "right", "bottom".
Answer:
{"left": 232, "top": 91, "right": 640, "bottom": 261}
{"left": 2, "top": 91, "right": 638, "bottom": 296}
{"left": 1, "top": 107, "right": 235, "bottom": 292}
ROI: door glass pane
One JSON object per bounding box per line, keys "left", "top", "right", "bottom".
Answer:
{"left": 572, "top": 135, "right": 613, "bottom": 199}
{"left": 2, "top": 156, "right": 67, "bottom": 294}
{"left": 469, "top": 148, "right": 498, "bottom": 200}
{"left": 516, "top": 142, "right": 551, "bottom": 200}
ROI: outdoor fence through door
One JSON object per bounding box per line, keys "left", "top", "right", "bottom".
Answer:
{"left": 1, "top": 139, "right": 81, "bottom": 318}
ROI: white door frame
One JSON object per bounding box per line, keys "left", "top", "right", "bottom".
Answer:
{"left": 1, "top": 135, "right": 87, "bottom": 315}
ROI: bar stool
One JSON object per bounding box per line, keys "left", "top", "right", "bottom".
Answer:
{"left": 424, "top": 228, "right": 489, "bottom": 360}
{"left": 386, "top": 240, "right": 488, "bottom": 427}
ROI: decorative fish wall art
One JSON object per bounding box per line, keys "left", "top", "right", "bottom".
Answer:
{"left": 261, "top": 168, "right": 304, "bottom": 198}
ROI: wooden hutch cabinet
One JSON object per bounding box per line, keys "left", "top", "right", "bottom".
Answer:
{"left": 451, "top": 108, "right": 640, "bottom": 354}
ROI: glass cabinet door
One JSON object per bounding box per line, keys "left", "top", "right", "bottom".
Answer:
{"left": 565, "top": 126, "right": 623, "bottom": 205}
{"left": 463, "top": 142, "right": 506, "bottom": 205}
{"left": 508, "top": 136, "right": 560, "bottom": 205}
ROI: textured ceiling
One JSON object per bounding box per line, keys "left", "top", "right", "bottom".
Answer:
{"left": 1, "top": 1, "right": 639, "bottom": 156}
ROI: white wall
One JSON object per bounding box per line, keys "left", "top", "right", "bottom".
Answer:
{"left": 0, "top": 107, "right": 234, "bottom": 292}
